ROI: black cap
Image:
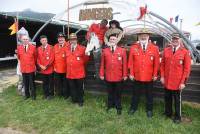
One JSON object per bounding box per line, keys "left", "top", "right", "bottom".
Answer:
{"left": 109, "top": 20, "right": 120, "bottom": 26}
{"left": 172, "top": 33, "right": 180, "bottom": 39}
{"left": 57, "top": 32, "right": 66, "bottom": 38}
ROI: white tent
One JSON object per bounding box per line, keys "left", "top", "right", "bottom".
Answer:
{"left": 31, "top": 0, "right": 199, "bottom": 62}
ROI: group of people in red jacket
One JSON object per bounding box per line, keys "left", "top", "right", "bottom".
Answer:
{"left": 17, "top": 19, "right": 191, "bottom": 124}
{"left": 17, "top": 33, "right": 89, "bottom": 107}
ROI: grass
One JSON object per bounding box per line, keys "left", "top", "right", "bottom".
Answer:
{"left": 0, "top": 85, "right": 200, "bottom": 134}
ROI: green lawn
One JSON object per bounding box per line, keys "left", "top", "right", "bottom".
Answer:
{"left": 0, "top": 86, "right": 200, "bottom": 134}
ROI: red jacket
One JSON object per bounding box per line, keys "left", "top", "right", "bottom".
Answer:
{"left": 86, "top": 23, "right": 108, "bottom": 44}
{"left": 37, "top": 44, "right": 54, "bottom": 74}
{"left": 99, "top": 46, "right": 127, "bottom": 82}
{"left": 128, "top": 43, "right": 160, "bottom": 82}
{"left": 65, "top": 44, "right": 89, "bottom": 79}
{"left": 160, "top": 46, "right": 191, "bottom": 90}
{"left": 53, "top": 42, "right": 68, "bottom": 73}
{"left": 17, "top": 44, "right": 37, "bottom": 73}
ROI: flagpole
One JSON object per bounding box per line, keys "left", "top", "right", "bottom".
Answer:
{"left": 180, "top": 19, "right": 183, "bottom": 31}
{"left": 144, "top": 14, "right": 146, "bottom": 29}
{"left": 67, "top": 0, "right": 70, "bottom": 38}
{"left": 16, "top": 12, "right": 19, "bottom": 44}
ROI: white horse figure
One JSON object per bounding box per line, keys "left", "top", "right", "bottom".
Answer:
{"left": 85, "top": 32, "right": 101, "bottom": 54}
{"left": 85, "top": 32, "right": 102, "bottom": 79}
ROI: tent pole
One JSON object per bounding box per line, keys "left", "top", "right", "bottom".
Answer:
{"left": 67, "top": 0, "right": 70, "bottom": 38}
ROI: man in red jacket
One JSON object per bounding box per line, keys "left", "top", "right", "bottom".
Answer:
{"left": 99, "top": 34, "right": 127, "bottom": 115}
{"left": 86, "top": 19, "right": 108, "bottom": 45}
{"left": 53, "top": 32, "right": 70, "bottom": 98}
{"left": 160, "top": 33, "right": 191, "bottom": 123}
{"left": 128, "top": 30, "right": 160, "bottom": 117}
{"left": 17, "top": 35, "right": 37, "bottom": 100}
{"left": 37, "top": 35, "right": 54, "bottom": 99}
{"left": 65, "top": 33, "right": 89, "bottom": 106}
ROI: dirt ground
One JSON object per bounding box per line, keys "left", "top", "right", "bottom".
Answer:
{"left": 0, "top": 127, "right": 27, "bottom": 134}
{"left": 0, "top": 69, "right": 18, "bottom": 93}
{"left": 0, "top": 69, "right": 24, "bottom": 134}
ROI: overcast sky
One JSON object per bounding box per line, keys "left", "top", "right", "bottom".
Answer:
{"left": 1, "top": 0, "right": 200, "bottom": 40}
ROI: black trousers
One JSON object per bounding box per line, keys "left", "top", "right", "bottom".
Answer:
{"left": 41, "top": 73, "right": 54, "bottom": 97}
{"left": 68, "top": 79, "right": 84, "bottom": 104}
{"left": 164, "top": 89, "right": 181, "bottom": 120}
{"left": 106, "top": 81, "right": 122, "bottom": 110}
{"left": 22, "top": 72, "right": 36, "bottom": 98}
{"left": 131, "top": 81, "right": 153, "bottom": 111}
{"left": 54, "top": 72, "right": 70, "bottom": 98}
{"left": 93, "top": 48, "right": 101, "bottom": 79}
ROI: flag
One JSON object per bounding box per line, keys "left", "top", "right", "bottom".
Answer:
{"left": 195, "top": 22, "right": 200, "bottom": 26}
{"left": 169, "top": 17, "right": 173, "bottom": 23}
{"left": 9, "top": 18, "right": 18, "bottom": 35}
{"left": 137, "top": 4, "right": 147, "bottom": 20}
{"left": 175, "top": 15, "right": 179, "bottom": 22}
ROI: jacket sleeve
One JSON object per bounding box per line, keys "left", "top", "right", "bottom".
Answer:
{"left": 123, "top": 48, "right": 128, "bottom": 78}
{"left": 17, "top": 46, "right": 20, "bottom": 60}
{"left": 116, "top": 30, "right": 123, "bottom": 44}
{"left": 86, "top": 24, "right": 94, "bottom": 41}
{"left": 36, "top": 48, "right": 42, "bottom": 66}
{"left": 99, "top": 50, "right": 105, "bottom": 77}
{"left": 128, "top": 47, "right": 134, "bottom": 76}
{"left": 153, "top": 46, "right": 160, "bottom": 77}
{"left": 104, "top": 31, "right": 109, "bottom": 45}
{"left": 34, "top": 46, "right": 37, "bottom": 63}
{"left": 160, "top": 50, "right": 165, "bottom": 78}
{"left": 83, "top": 47, "right": 90, "bottom": 65}
{"left": 180, "top": 50, "right": 191, "bottom": 84}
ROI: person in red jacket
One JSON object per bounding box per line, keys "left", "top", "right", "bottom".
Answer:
{"left": 86, "top": 19, "right": 108, "bottom": 79}
{"left": 53, "top": 32, "right": 70, "bottom": 98}
{"left": 37, "top": 35, "right": 54, "bottom": 99}
{"left": 86, "top": 19, "right": 108, "bottom": 45}
{"left": 65, "top": 33, "right": 89, "bottom": 106}
{"left": 128, "top": 30, "right": 160, "bottom": 118}
{"left": 17, "top": 35, "right": 37, "bottom": 100}
{"left": 99, "top": 34, "right": 127, "bottom": 115}
{"left": 160, "top": 33, "right": 191, "bottom": 123}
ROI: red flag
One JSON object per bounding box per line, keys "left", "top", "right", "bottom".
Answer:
{"left": 137, "top": 5, "right": 147, "bottom": 20}
{"left": 169, "top": 17, "right": 173, "bottom": 23}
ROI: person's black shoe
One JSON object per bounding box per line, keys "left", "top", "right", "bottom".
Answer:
{"left": 46, "top": 96, "right": 52, "bottom": 100}
{"left": 117, "top": 110, "right": 122, "bottom": 115}
{"left": 163, "top": 112, "right": 172, "bottom": 119}
{"left": 32, "top": 96, "right": 36, "bottom": 100}
{"left": 64, "top": 96, "right": 69, "bottom": 100}
{"left": 173, "top": 118, "right": 181, "bottom": 124}
{"left": 147, "top": 111, "right": 153, "bottom": 118}
{"left": 24, "top": 96, "right": 30, "bottom": 100}
{"left": 78, "top": 103, "right": 83, "bottom": 107}
{"left": 106, "top": 107, "right": 111, "bottom": 113}
{"left": 128, "top": 109, "right": 136, "bottom": 115}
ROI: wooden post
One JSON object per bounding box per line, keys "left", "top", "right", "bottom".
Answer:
{"left": 67, "top": 0, "right": 70, "bottom": 38}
